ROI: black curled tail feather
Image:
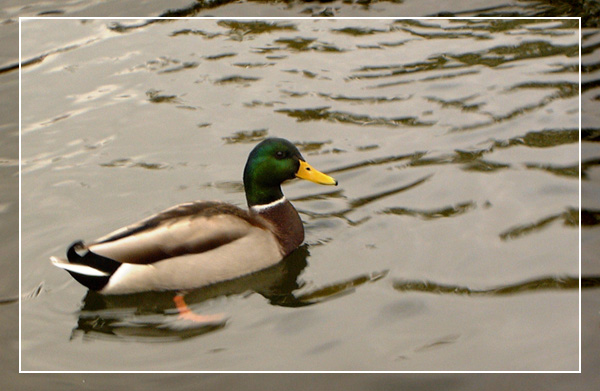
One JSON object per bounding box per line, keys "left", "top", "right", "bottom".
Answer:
{"left": 67, "top": 241, "right": 121, "bottom": 274}
{"left": 64, "top": 241, "right": 122, "bottom": 291}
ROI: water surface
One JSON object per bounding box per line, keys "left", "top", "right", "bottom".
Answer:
{"left": 19, "top": 18, "right": 581, "bottom": 371}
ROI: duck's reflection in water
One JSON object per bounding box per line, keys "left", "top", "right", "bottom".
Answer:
{"left": 72, "top": 245, "right": 387, "bottom": 341}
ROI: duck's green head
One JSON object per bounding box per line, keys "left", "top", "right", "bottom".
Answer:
{"left": 243, "top": 138, "right": 337, "bottom": 207}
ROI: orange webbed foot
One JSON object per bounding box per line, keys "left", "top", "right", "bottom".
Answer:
{"left": 173, "top": 294, "right": 227, "bottom": 324}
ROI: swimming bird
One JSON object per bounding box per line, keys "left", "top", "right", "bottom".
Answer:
{"left": 51, "top": 138, "right": 337, "bottom": 295}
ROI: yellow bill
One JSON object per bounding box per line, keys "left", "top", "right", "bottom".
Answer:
{"left": 296, "top": 160, "right": 338, "bottom": 186}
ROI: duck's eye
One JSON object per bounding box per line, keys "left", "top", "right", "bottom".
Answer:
{"left": 275, "top": 151, "right": 286, "bottom": 159}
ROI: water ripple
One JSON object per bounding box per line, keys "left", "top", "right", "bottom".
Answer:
{"left": 276, "top": 106, "right": 435, "bottom": 127}
{"left": 222, "top": 129, "right": 269, "bottom": 144}
{"left": 146, "top": 89, "right": 180, "bottom": 104}
{"left": 274, "top": 37, "right": 346, "bottom": 53}
{"left": 100, "top": 158, "right": 170, "bottom": 170}
{"left": 381, "top": 201, "right": 476, "bottom": 220}
{"left": 581, "top": 209, "right": 600, "bottom": 226}
{"left": 392, "top": 275, "right": 591, "bottom": 296}
{"left": 499, "top": 209, "right": 577, "bottom": 240}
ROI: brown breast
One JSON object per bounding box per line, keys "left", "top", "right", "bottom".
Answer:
{"left": 251, "top": 198, "right": 304, "bottom": 257}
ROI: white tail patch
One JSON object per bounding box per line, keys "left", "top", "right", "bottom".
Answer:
{"left": 50, "top": 256, "right": 110, "bottom": 277}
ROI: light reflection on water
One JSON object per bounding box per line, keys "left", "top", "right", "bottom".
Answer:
{"left": 19, "top": 18, "right": 582, "bottom": 371}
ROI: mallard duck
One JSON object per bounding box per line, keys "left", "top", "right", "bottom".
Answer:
{"left": 51, "top": 138, "right": 337, "bottom": 295}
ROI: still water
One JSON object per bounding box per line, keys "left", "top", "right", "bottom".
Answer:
{"left": 20, "top": 19, "right": 579, "bottom": 371}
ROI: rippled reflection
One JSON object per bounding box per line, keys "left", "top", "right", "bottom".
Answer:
{"left": 71, "top": 245, "right": 385, "bottom": 341}
{"left": 392, "top": 275, "right": 600, "bottom": 296}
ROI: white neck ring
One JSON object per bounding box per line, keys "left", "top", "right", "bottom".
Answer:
{"left": 250, "top": 197, "right": 286, "bottom": 213}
